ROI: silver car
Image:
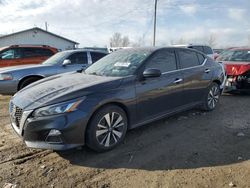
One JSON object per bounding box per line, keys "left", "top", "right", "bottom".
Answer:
{"left": 0, "top": 49, "right": 107, "bottom": 95}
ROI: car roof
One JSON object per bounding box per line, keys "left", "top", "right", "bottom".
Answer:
{"left": 3, "top": 45, "right": 56, "bottom": 49}
{"left": 62, "top": 49, "right": 108, "bottom": 54}
{"left": 229, "top": 47, "right": 250, "bottom": 51}
{"left": 172, "top": 44, "right": 211, "bottom": 47}
{"left": 112, "top": 46, "right": 206, "bottom": 55}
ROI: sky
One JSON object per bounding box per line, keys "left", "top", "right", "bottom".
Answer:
{"left": 0, "top": 0, "right": 249, "bottom": 48}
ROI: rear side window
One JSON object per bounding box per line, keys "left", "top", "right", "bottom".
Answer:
{"left": 203, "top": 46, "right": 213, "bottom": 54}
{"left": 22, "top": 48, "right": 54, "bottom": 58}
{"left": 68, "top": 52, "right": 88, "bottom": 64}
{"left": 91, "top": 52, "right": 107, "bottom": 63}
{"left": 197, "top": 53, "right": 205, "bottom": 65}
{"left": 146, "top": 49, "right": 177, "bottom": 72}
{"left": 178, "top": 50, "right": 200, "bottom": 68}
{"left": 189, "top": 46, "right": 204, "bottom": 53}
{"left": 36, "top": 48, "right": 54, "bottom": 56}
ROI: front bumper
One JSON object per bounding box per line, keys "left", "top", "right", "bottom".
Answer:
{"left": 10, "top": 106, "right": 90, "bottom": 150}
{"left": 0, "top": 80, "right": 18, "bottom": 95}
{"left": 224, "top": 75, "right": 250, "bottom": 92}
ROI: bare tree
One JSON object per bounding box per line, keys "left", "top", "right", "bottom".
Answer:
{"left": 110, "top": 32, "right": 123, "bottom": 47}
{"left": 132, "top": 36, "right": 146, "bottom": 47}
{"left": 110, "top": 32, "right": 130, "bottom": 47}
{"left": 122, "top": 36, "right": 130, "bottom": 47}
{"left": 207, "top": 34, "right": 217, "bottom": 48}
{"left": 177, "top": 37, "right": 187, "bottom": 44}
{"left": 169, "top": 39, "right": 175, "bottom": 45}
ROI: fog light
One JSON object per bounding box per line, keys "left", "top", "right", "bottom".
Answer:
{"left": 48, "top": 129, "right": 61, "bottom": 136}
{"left": 46, "top": 130, "right": 63, "bottom": 144}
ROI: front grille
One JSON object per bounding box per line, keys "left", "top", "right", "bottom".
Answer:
{"left": 15, "top": 106, "right": 23, "bottom": 127}
{"left": 10, "top": 102, "right": 23, "bottom": 128}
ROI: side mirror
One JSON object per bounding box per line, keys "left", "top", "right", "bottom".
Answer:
{"left": 143, "top": 68, "right": 161, "bottom": 78}
{"left": 62, "top": 59, "right": 71, "bottom": 66}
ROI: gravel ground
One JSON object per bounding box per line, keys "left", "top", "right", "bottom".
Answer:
{"left": 0, "top": 94, "right": 250, "bottom": 188}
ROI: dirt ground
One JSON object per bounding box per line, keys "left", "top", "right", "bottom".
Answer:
{"left": 0, "top": 94, "right": 250, "bottom": 188}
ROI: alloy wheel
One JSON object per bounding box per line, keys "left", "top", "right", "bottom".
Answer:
{"left": 96, "top": 112, "right": 125, "bottom": 147}
{"left": 207, "top": 85, "right": 220, "bottom": 109}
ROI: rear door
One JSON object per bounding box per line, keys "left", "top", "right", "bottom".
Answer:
{"left": 19, "top": 47, "right": 54, "bottom": 65}
{"left": 135, "top": 49, "right": 184, "bottom": 123}
{"left": 177, "top": 49, "right": 212, "bottom": 105}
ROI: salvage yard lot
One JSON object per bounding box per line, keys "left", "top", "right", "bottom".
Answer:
{"left": 0, "top": 94, "right": 250, "bottom": 188}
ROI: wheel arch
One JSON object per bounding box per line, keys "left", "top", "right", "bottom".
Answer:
{"left": 84, "top": 101, "right": 130, "bottom": 142}
{"left": 18, "top": 75, "right": 45, "bottom": 90}
{"left": 212, "top": 79, "right": 221, "bottom": 86}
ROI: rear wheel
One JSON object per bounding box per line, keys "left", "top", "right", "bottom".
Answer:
{"left": 19, "top": 77, "right": 42, "bottom": 90}
{"left": 86, "top": 105, "right": 128, "bottom": 152}
{"left": 201, "top": 82, "right": 220, "bottom": 111}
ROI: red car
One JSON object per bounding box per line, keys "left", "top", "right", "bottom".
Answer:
{"left": 216, "top": 47, "right": 250, "bottom": 92}
{"left": 0, "top": 45, "right": 58, "bottom": 68}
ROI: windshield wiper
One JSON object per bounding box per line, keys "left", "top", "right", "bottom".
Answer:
{"left": 76, "top": 68, "right": 85, "bottom": 73}
{"left": 88, "top": 72, "right": 98, "bottom": 75}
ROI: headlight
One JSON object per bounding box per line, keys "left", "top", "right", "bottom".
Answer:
{"left": 0, "top": 73, "right": 13, "bottom": 80}
{"left": 32, "top": 98, "right": 85, "bottom": 117}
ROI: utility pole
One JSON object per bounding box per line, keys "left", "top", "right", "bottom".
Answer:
{"left": 45, "top": 22, "right": 48, "bottom": 31}
{"left": 153, "top": 0, "right": 158, "bottom": 46}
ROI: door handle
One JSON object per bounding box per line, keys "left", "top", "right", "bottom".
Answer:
{"left": 205, "top": 69, "right": 210, "bottom": 73}
{"left": 174, "top": 78, "right": 183, "bottom": 84}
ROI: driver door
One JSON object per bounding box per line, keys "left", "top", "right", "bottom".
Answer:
{"left": 59, "top": 52, "right": 89, "bottom": 73}
{"left": 135, "top": 49, "right": 184, "bottom": 123}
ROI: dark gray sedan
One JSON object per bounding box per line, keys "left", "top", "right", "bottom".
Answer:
{"left": 0, "top": 49, "right": 107, "bottom": 95}
{"left": 9, "top": 47, "right": 225, "bottom": 152}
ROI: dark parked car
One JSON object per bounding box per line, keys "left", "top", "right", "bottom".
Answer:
{"left": 0, "top": 49, "right": 107, "bottom": 95}
{"left": 9, "top": 47, "right": 225, "bottom": 152}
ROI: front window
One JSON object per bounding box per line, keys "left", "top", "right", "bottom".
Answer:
{"left": 217, "top": 49, "right": 250, "bottom": 62}
{"left": 85, "top": 49, "right": 152, "bottom": 77}
{"left": 42, "top": 51, "right": 69, "bottom": 65}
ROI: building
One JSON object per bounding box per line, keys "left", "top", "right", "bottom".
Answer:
{"left": 0, "top": 27, "right": 79, "bottom": 51}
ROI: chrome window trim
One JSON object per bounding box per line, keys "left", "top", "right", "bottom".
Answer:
{"left": 161, "top": 58, "right": 207, "bottom": 75}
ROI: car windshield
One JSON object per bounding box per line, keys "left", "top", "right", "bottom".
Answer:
{"left": 217, "top": 49, "right": 250, "bottom": 62}
{"left": 42, "top": 51, "right": 69, "bottom": 65}
{"left": 85, "top": 49, "right": 152, "bottom": 77}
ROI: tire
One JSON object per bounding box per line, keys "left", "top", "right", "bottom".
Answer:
{"left": 19, "top": 77, "right": 42, "bottom": 90}
{"left": 86, "top": 105, "right": 128, "bottom": 152}
{"left": 201, "top": 82, "right": 220, "bottom": 111}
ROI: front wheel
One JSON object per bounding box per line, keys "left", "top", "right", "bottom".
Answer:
{"left": 201, "top": 82, "right": 220, "bottom": 111}
{"left": 86, "top": 105, "right": 128, "bottom": 152}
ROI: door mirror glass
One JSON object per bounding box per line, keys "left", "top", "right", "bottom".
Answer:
{"left": 62, "top": 59, "right": 71, "bottom": 66}
{"left": 143, "top": 68, "right": 161, "bottom": 78}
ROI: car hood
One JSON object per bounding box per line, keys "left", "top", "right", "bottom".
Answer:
{"left": 0, "top": 64, "right": 51, "bottom": 73}
{"left": 222, "top": 61, "right": 250, "bottom": 76}
{"left": 12, "top": 72, "right": 123, "bottom": 110}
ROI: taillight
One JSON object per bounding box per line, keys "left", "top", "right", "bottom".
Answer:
{"left": 226, "top": 64, "right": 250, "bottom": 76}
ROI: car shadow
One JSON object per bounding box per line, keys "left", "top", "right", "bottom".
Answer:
{"left": 58, "top": 96, "right": 250, "bottom": 171}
